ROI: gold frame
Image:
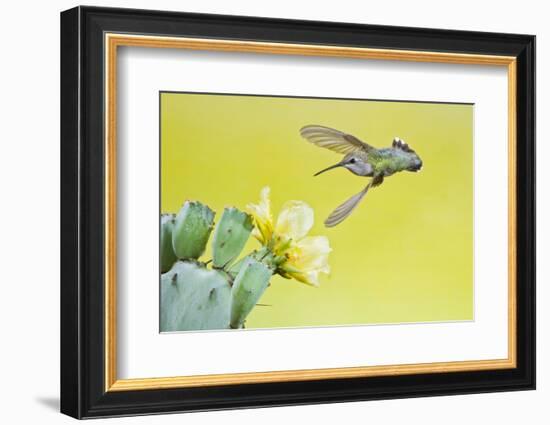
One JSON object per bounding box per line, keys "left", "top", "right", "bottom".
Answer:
{"left": 104, "top": 33, "right": 517, "bottom": 392}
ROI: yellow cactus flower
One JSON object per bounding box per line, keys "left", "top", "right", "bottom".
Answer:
{"left": 280, "top": 236, "right": 331, "bottom": 286}
{"left": 246, "top": 187, "right": 331, "bottom": 286}
{"left": 246, "top": 186, "right": 273, "bottom": 245}
{"left": 274, "top": 201, "right": 313, "bottom": 244}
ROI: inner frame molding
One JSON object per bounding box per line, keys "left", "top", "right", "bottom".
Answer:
{"left": 104, "top": 33, "right": 517, "bottom": 392}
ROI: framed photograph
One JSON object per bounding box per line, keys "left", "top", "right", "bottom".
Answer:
{"left": 60, "top": 6, "right": 535, "bottom": 419}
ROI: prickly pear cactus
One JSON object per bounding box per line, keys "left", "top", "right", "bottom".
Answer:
{"left": 230, "top": 257, "right": 272, "bottom": 329}
{"left": 212, "top": 208, "right": 253, "bottom": 269}
{"left": 160, "top": 262, "right": 232, "bottom": 331}
{"left": 160, "top": 214, "right": 177, "bottom": 273}
{"left": 172, "top": 201, "right": 215, "bottom": 260}
{"left": 160, "top": 200, "right": 273, "bottom": 332}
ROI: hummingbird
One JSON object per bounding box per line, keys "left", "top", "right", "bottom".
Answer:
{"left": 300, "top": 125, "right": 423, "bottom": 227}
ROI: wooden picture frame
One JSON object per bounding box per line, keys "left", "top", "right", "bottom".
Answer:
{"left": 60, "top": 6, "right": 535, "bottom": 419}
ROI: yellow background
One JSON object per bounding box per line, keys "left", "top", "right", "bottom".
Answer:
{"left": 161, "top": 92, "right": 473, "bottom": 328}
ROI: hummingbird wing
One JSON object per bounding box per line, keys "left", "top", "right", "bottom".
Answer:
{"left": 300, "top": 125, "right": 377, "bottom": 155}
{"left": 324, "top": 174, "right": 384, "bottom": 227}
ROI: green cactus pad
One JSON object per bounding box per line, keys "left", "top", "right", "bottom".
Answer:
{"left": 160, "top": 261, "right": 232, "bottom": 332}
{"left": 172, "top": 201, "right": 215, "bottom": 260}
{"left": 212, "top": 208, "right": 253, "bottom": 269}
{"left": 230, "top": 257, "right": 273, "bottom": 329}
{"left": 226, "top": 256, "right": 246, "bottom": 279}
{"left": 160, "top": 214, "right": 177, "bottom": 273}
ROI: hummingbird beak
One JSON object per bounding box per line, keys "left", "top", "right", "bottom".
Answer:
{"left": 314, "top": 162, "right": 343, "bottom": 177}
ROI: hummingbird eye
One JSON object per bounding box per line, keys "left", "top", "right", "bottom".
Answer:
{"left": 349, "top": 158, "right": 356, "bottom": 164}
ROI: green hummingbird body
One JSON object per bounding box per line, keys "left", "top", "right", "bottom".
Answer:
{"left": 300, "top": 125, "right": 423, "bottom": 227}
{"left": 373, "top": 147, "right": 421, "bottom": 176}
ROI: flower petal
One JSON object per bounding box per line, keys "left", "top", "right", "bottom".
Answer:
{"left": 287, "top": 270, "right": 321, "bottom": 287}
{"left": 246, "top": 186, "right": 273, "bottom": 244}
{"left": 280, "top": 236, "right": 331, "bottom": 286}
{"left": 289, "top": 236, "right": 331, "bottom": 272}
{"left": 275, "top": 201, "right": 314, "bottom": 241}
